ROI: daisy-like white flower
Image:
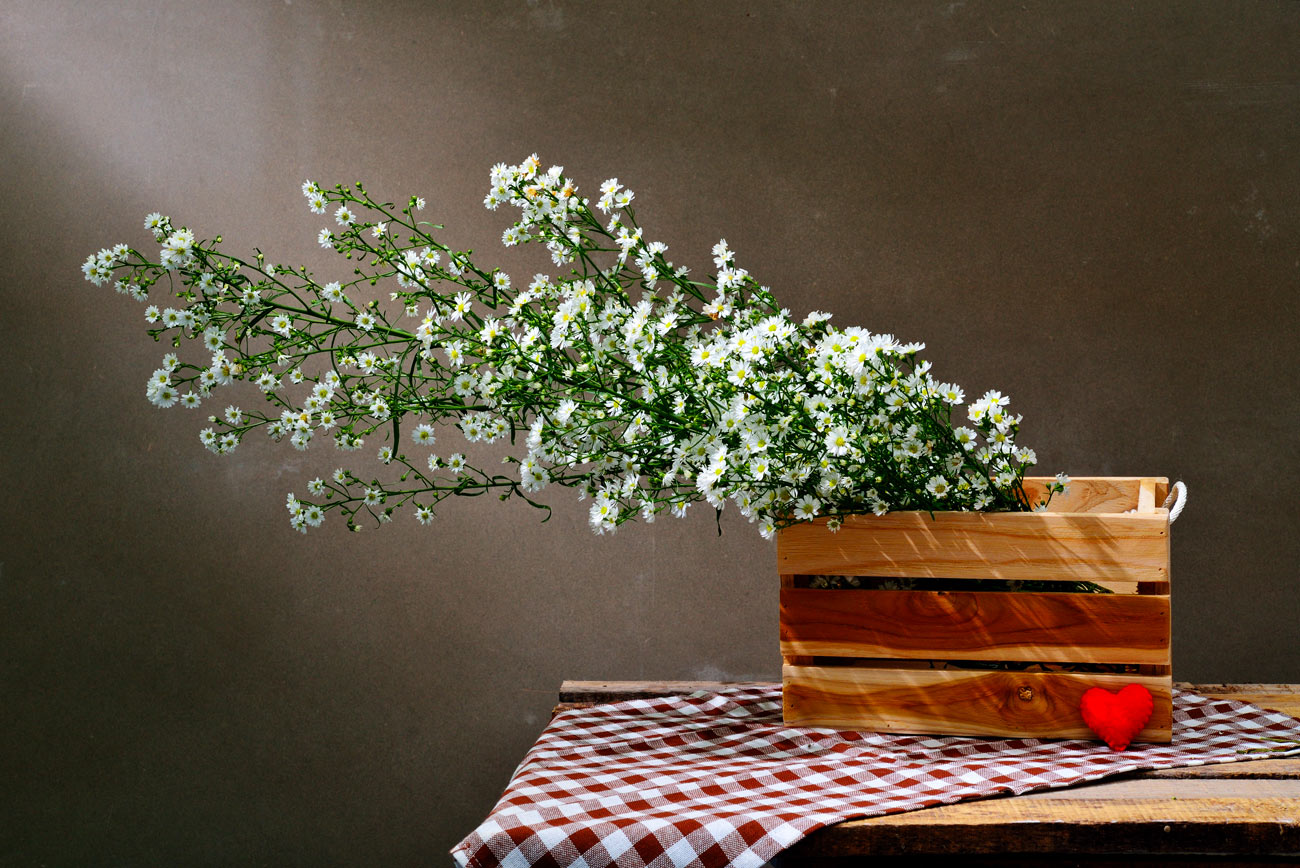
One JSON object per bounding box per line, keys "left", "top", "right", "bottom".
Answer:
{"left": 317, "top": 229, "right": 334, "bottom": 249}
{"left": 149, "top": 384, "right": 179, "bottom": 408}
{"left": 414, "top": 505, "right": 434, "bottom": 525}
{"left": 450, "top": 292, "right": 473, "bottom": 321}
{"left": 446, "top": 453, "right": 466, "bottom": 475}
{"left": 588, "top": 492, "right": 619, "bottom": 532}
{"left": 334, "top": 205, "right": 355, "bottom": 226}
{"left": 825, "top": 427, "right": 852, "bottom": 456}
{"left": 519, "top": 458, "right": 549, "bottom": 492}
{"left": 411, "top": 424, "right": 436, "bottom": 445}
{"left": 926, "top": 475, "right": 951, "bottom": 498}
{"left": 443, "top": 341, "right": 465, "bottom": 367}
{"left": 793, "top": 494, "right": 821, "bottom": 520}
{"left": 270, "top": 314, "right": 293, "bottom": 336}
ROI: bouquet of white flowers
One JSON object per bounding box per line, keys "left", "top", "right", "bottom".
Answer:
{"left": 83, "top": 155, "right": 1066, "bottom": 537}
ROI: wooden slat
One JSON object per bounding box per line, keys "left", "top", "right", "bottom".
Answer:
{"left": 789, "top": 576, "right": 1165, "bottom": 595}
{"left": 782, "top": 665, "right": 1173, "bottom": 741}
{"left": 787, "top": 797, "right": 1300, "bottom": 858}
{"left": 1143, "top": 758, "right": 1300, "bottom": 779}
{"left": 1138, "top": 478, "right": 1157, "bottom": 512}
{"left": 1020, "top": 476, "right": 1167, "bottom": 514}
{"left": 780, "top": 574, "right": 814, "bottom": 665}
{"left": 1180, "top": 683, "right": 1300, "bottom": 718}
{"left": 780, "top": 588, "right": 1171, "bottom": 665}
{"left": 777, "top": 511, "right": 1170, "bottom": 582}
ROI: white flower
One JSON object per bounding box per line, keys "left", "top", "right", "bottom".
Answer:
{"left": 793, "top": 494, "right": 820, "bottom": 520}
{"left": 520, "top": 458, "right": 549, "bottom": 492}
{"left": 411, "top": 424, "right": 436, "bottom": 445}
{"left": 588, "top": 492, "right": 619, "bottom": 532}
{"left": 355, "top": 311, "right": 376, "bottom": 331}
{"left": 450, "top": 292, "right": 473, "bottom": 321}
{"left": 926, "top": 475, "right": 950, "bottom": 498}
{"left": 825, "top": 427, "right": 852, "bottom": 457}
{"left": 270, "top": 314, "right": 293, "bottom": 337}
{"left": 302, "top": 504, "right": 324, "bottom": 527}
{"left": 335, "top": 205, "right": 355, "bottom": 226}
{"left": 318, "top": 228, "right": 334, "bottom": 249}
{"left": 144, "top": 212, "right": 167, "bottom": 237}
{"left": 446, "top": 453, "right": 466, "bottom": 474}
{"left": 711, "top": 239, "right": 733, "bottom": 267}
{"left": 148, "top": 384, "right": 179, "bottom": 408}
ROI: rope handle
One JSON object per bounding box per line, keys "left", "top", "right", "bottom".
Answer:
{"left": 1162, "top": 480, "right": 1188, "bottom": 523}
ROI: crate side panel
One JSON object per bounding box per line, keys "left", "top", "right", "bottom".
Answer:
{"left": 777, "top": 512, "right": 1169, "bottom": 582}
{"left": 779, "top": 589, "right": 1171, "bottom": 665}
{"left": 1021, "top": 477, "right": 1165, "bottom": 513}
{"left": 782, "top": 665, "right": 1173, "bottom": 741}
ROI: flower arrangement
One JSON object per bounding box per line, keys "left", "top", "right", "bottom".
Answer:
{"left": 83, "top": 155, "right": 1066, "bottom": 537}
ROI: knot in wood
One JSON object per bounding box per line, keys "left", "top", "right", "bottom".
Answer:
{"left": 1017, "top": 685, "right": 1035, "bottom": 702}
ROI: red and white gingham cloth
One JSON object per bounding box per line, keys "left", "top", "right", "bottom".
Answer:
{"left": 453, "top": 685, "right": 1300, "bottom": 868}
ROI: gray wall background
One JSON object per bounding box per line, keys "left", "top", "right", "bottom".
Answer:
{"left": 2, "top": 1, "right": 1297, "bottom": 864}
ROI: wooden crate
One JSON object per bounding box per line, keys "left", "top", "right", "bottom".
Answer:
{"left": 778, "top": 477, "right": 1173, "bottom": 741}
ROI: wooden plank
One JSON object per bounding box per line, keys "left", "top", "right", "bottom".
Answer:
{"left": 782, "top": 666, "right": 1173, "bottom": 741}
{"left": 557, "top": 680, "right": 773, "bottom": 705}
{"left": 780, "top": 588, "right": 1171, "bottom": 665}
{"left": 786, "top": 798, "right": 1300, "bottom": 858}
{"left": 788, "top": 576, "right": 1164, "bottom": 595}
{"left": 1138, "top": 478, "right": 1157, "bottom": 512}
{"left": 1022, "top": 778, "right": 1300, "bottom": 799}
{"left": 777, "top": 511, "right": 1170, "bottom": 583}
{"left": 1020, "top": 476, "right": 1166, "bottom": 514}
{"left": 1143, "top": 758, "right": 1300, "bottom": 779}
{"left": 1181, "top": 684, "right": 1300, "bottom": 718}
{"left": 780, "top": 574, "right": 813, "bottom": 665}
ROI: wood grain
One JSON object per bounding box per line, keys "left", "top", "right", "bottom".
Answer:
{"left": 1019, "top": 476, "right": 1168, "bottom": 514}
{"left": 780, "top": 573, "right": 813, "bottom": 665}
{"left": 776, "top": 511, "right": 1170, "bottom": 582}
{"left": 780, "top": 588, "right": 1171, "bottom": 664}
{"left": 787, "top": 798, "right": 1300, "bottom": 858}
{"left": 782, "top": 665, "right": 1173, "bottom": 741}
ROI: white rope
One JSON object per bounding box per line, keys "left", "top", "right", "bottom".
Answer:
{"left": 1162, "top": 481, "right": 1188, "bottom": 523}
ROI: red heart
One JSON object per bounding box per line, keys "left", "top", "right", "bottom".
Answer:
{"left": 1079, "top": 684, "right": 1154, "bottom": 751}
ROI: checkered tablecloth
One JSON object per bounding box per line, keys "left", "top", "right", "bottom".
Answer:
{"left": 452, "top": 685, "right": 1300, "bottom": 868}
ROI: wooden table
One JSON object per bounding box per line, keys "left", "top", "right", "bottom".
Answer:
{"left": 556, "top": 681, "right": 1300, "bottom": 866}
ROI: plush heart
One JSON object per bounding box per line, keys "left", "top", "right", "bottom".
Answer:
{"left": 1079, "top": 684, "right": 1154, "bottom": 751}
